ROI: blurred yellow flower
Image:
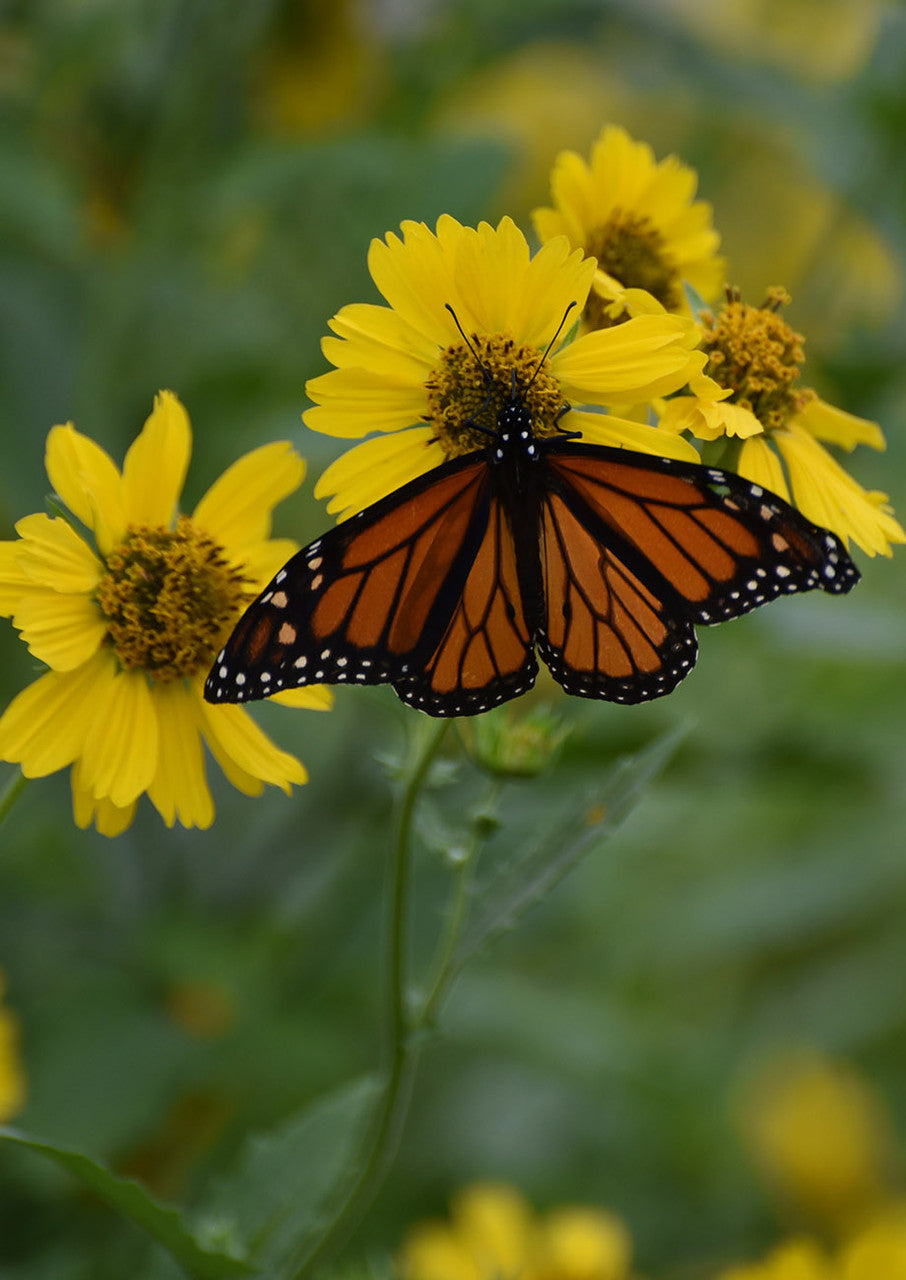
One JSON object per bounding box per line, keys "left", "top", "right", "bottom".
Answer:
{"left": 716, "top": 1214, "right": 906, "bottom": 1280}
{"left": 736, "top": 1050, "right": 892, "bottom": 1229}
{"left": 709, "top": 134, "right": 901, "bottom": 347}
{"left": 431, "top": 41, "right": 632, "bottom": 219}
{"left": 839, "top": 1208, "right": 906, "bottom": 1280}
{"left": 249, "top": 0, "right": 382, "bottom": 137}
{"left": 716, "top": 1238, "right": 833, "bottom": 1280}
{"left": 662, "top": 0, "right": 884, "bottom": 84}
{"left": 0, "top": 391, "right": 330, "bottom": 836}
{"left": 658, "top": 289, "right": 905, "bottom": 556}
{"left": 305, "top": 214, "right": 703, "bottom": 519}
{"left": 532, "top": 124, "right": 725, "bottom": 328}
{"left": 0, "top": 971, "right": 26, "bottom": 1123}
{"left": 398, "top": 1183, "right": 633, "bottom": 1280}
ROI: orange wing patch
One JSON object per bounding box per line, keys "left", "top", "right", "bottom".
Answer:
{"left": 538, "top": 491, "right": 697, "bottom": 703}
{"left": 394, "top": 499, "right": 537, "bottom": 716}
{"left": 309, "top": 464, "right": 488, "bottom": 659}
{"left": 550, "top": 454, "right": 762, "bottom": 602}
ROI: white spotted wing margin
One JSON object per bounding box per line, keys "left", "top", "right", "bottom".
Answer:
{"left": 534, "top": 441, "right": 860, "bottom": 705}
{"left": 204, "top": 452, "right": 496, "bottom": 705}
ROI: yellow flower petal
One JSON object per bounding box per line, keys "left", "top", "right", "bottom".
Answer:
{"left": 193, "top": 441, "right": 305, "bottom": 553}
{"left": 325, "top": 303, "right": 439, "bottom": 378}
{"left": 368, "top": 217, "right": 466, "bottom": 349}
{"left": 0, "top": 541, "right": 42, "bottom": 615}
{"left": 270, "top": 686, "right": 334, "bottom": 710}
{"left": 658, "top": 394, "right": 762, "bottom": 443}
{"left": 0, "top": 650, "right": 111, "bottom": 776}
{"left": 738, "top": 436, "right": 791, "bottom": 502}
{"left": 71, "top": 759, "right": 137, "bottom": 836}
{"left": 146, "top": 682, "right": 213, "bottom": 829}
{"left": 314, "top": 427, "right": 446, "bottom": 518}
{"left": 657, "top": 395, "right": 707, "bottom": 437}
{"left": 797, "top": 395, "right": 886, "bottom": 451}
{"left": 775, "top": 424, "right": 905, "bottom": 556}
{"left": 13, "top": 591, "right": 107, "bottom": 671}
{"left": 552, "top": 315, "right": 701, "bottom": 403}
{"left": 198, "top": 700, "right": 307, "bottom": 793}
{"left": 45, "top": 423, "right": 126, "bottom": 554}
{"left": 230, "top": 538, "right": 299, "bottom": 592}
{"left": 13, "top": 513, "right": 103, "bottom": 593}
{"left": 80, "top": 667, "right": 159, "bottom": 807}
{"left": 454, "top": 219, "right": 595, "bottom": 349}
{"left": 366, "top": 216, "right": 594, "bottom": 357}
{"left": 700, "top": 400, "right": 764, "bottom": 440}
{"left": 305, "top": 367, "right": 429, "bottom": 439}
{"left": 121, "top": 390, "right": 191, "bottom": 529}
{"left": 568, "top": 409, "right": 700, "bottom": 461}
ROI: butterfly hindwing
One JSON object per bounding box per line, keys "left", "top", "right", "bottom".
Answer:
{"left": 205, "top": 455, "right": 493, "bottom": 703}
{"left": 537, "top": 484, "right": 698, "bottom": 704}
{"left": 393, "top": 494, "right": 538, "bottom": 716}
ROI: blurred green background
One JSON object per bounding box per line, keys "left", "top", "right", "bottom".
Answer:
{"left": 1, "top": 1, "right": 906, "bottom": 1276}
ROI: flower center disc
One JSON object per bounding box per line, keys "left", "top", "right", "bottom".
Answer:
{"left": 97, "top": 518, "right": 248, "bottom": 682}
{"left": 425, "top": 333, "right": 565, "bottom": 458}
{"left": 702, "top": 287, "right": 812, "bottom": 432}
{"left": 586, "top": 210, "right": 680, "bottom": 324}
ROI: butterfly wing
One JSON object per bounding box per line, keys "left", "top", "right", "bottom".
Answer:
{"left": 538, "top": 481, "right": 698, "bottom": 703}
{"left": 392, "top": 492, "right": 537, "bottom": 716}
{"left": 537, "top": 442, "right": 859, "bottom": 704}
{"left": 205, "top": 455, "right": 495, "bottom": 703}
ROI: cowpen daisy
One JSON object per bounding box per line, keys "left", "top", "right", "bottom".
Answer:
{"left": 305, "top": 214, "right": 705, "bottom": 520}
{"left": 532, "top": 124, "right": 725, "bottom": 329}
{"left": 0, "top": 392, "right": 330, "bottom": 837}
{"left": 658, "top": 288, "right": 905, "bottom": 556}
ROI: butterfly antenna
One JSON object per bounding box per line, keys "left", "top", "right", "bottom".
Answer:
{"left": 524, "top": 301, "right": 577, "bottom": 392}
{"left": 445, "top": 303, "right": 498, "bottom": 437}
{"left": 445, "top": 304, "right": 491, "bottom": 382}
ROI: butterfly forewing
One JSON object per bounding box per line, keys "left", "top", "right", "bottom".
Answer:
{"left": 543, "top": 444, "right": 859, "bottom": 626}
{"left": 205, "top": 456, "right": 492, "bottom": 703}
{"left": 393, "top": 495, "right": 538, "bottom": 716}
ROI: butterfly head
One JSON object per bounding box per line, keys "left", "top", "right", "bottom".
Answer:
{"left": 427, "top": 304, "right": 576, "bottom": 462}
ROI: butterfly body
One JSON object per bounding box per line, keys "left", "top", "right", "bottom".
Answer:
{"left": 205, "top": 384, "right": 859, "bottom": 716}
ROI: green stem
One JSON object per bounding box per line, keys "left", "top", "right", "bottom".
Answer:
{"left": 282, "top": 718, "right": 451, "bottom": 1280}
{"left": 418, "top": 780, "right": 502, "bottom": 1030}
{"left": 0, "top": 771, "right": 28, "bottom": 830}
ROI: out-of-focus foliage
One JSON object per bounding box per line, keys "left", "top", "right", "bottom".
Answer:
{"left": 1, "top": 1, "right": 906, "bottom": 1278}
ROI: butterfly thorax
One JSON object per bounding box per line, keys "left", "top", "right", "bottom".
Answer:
{"left": 487, "top": 395, "right": 548, "bottom": 632}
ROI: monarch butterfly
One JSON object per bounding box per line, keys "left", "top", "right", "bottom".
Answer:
{"left": 204, "top": 309, "right": 859, "bottom": 717}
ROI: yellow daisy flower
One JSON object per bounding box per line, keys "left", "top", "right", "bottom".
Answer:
{"left": 398, "top": 1183, "right": 634, "bottom": 1280}
{"left": 658, "top": 288, "right": 905, "bottom": 556}
{"left": 305, "top": 214, "right": 704, "bottom": 519}
{"left": 0, "top": 391, "right": 330, "bottom": 837}
{"left": 532, "top": 124, "right": 725, "bottom": 329}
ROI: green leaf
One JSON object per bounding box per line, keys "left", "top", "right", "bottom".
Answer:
{"left": 194, "top": 1075, "right": 380, "bottom": 1273}
{"left": 0, "top": 1127, "right": 255, "bottom": 1279}
{"left": 452, "top": 726, "right": 686, "bottom": 974}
